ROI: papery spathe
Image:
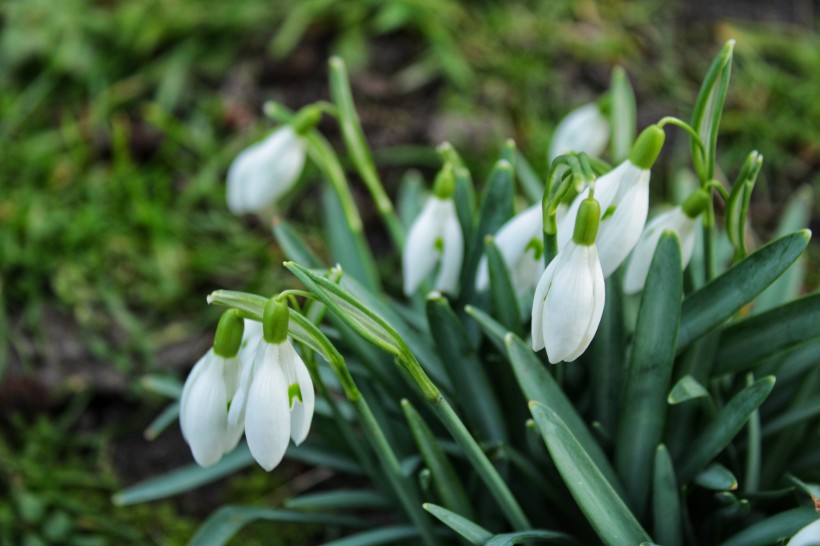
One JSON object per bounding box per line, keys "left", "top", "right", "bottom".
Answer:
{"left": 403, "top": 196, "right": 463, "bottom": 295}
{"left": 227, "top": 125, "right": 307, "bottom": 215}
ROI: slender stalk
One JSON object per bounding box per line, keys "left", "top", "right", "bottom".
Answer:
{"left": 702, "top": 192, "right": 716, "bottom": 280}
{"left": 329, "top": 57, "right": 405, "bottom": 249}
{"left": 743, "top": 373, "right": 762, "bottom": 493}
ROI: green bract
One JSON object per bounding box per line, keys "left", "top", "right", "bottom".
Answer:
{"left": 124, "top": 44, "right": 819, "bottom": 546}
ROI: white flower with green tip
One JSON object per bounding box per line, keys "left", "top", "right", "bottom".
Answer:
{"left": 549, "top": 102, "right": 610, "bottom": 160}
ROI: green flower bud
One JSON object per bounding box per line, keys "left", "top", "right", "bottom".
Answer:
{"left": 573, "top": 196, "right": 601, "bottom": 246}
{"left": 263, "top": 298, "right": 290, "bottom": 344}
{"left": 213, "top": 309, "right": 245, "bottom": 358}
{"left": 681, "top": 188, "right": 711, "bottom": 218}
{"left": 433, "top": 163, "right": 456, "bottom": 199}
{"left": 629, "top": 125, "right": 666, "bottom": 170}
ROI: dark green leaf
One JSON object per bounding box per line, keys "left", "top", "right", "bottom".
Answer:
{"left": 695, "top": 464, "right": 738, "bottom": 491}
{"left": 272, "top": 219, "right": 324, "bottom": 268}
{"left": 323, "top": 526, "right": 422, "bottom": 546}
{"left": 285, "top": 490, "right": 386, "bottom": 511}
{"left": 652, "top": 445, "right": 682, "bottom": 546}
{"left": 720, "top": 507, "right": 818, "bottom": 546}
{"left": 424, "top": 503, "right": 492, "bottom": 545}
{"left": 668, "top": 375, "right": 709, "bottom": 405}
{"left": 484, "top": 236, "right": 521, "bottom": 331}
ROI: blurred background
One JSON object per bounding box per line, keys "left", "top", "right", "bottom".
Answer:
{"left": 1, "top": 0, "right": 818, "bottom": 543}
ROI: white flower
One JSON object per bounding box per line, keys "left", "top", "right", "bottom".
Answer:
{"left": 180, "top": 349, "right": 244, "bottom": 467}
{"left": 549, "top": 102, "right": 610, "bottom": 160}
{"left": 403, "top": 196, "right": 463, "bottom": 295}
{"left": 226, "top": 125, "right": 307, "bottom": 215}
{"left": 229, "top": 338, "right": 315, "bottom": 471}
{"left": 788, "top": 518, "right": 820, "bottom": 546}
{"left": 531, "top": 239, "right": 605, "bottom": 363}
{"left": 237, "top": 319, "right": 263, "bottom": 366}
{"left": 623, "top": 207, "right": 699, "bottom": 294}
{"left": 476, "top": 204, "right": 543, "bottom": 295}
{"left": 557, "top": 160, "right": 649, "bottom": 277}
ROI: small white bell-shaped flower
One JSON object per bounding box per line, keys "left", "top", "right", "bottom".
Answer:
{"left": 180, "top": 310, "right": 246, "bottom": 467}
{"left": 226, "top": 107, "right": 321, "bottom": 215}
{"left": 558, "top": 125, "right": 666, "bottom": 277}
{"left": 623, "top": 189, "right": 710, "bottom": 294}
{"left": 549, "top": 102, "right": 610, "bottom": 161}
{"left": 532, "top": 195, "right": 605, "bottom": 364}
{"left": 403, "top": 164, "right": 464, "bottom": 295}
{"left": 228, "top": 298, "right": 315, "bottom": 471}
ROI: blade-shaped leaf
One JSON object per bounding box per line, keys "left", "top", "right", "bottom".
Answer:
{"left": 285, "top": 490, "right": 386, "bottom": 511}
{"left": 144, "top": 402, "right": 179, "bottom": 441}
{"left": 677, "top": 230, "right": 811, "bottom": 351}
{"left": 424, "top": 503, "right": 492, "bottom": 545}
{"left": 677, "top": 377, "right": 775, "bottom": 483}
{"left": 529, "top": 403, "right": 650, "bottom": 546}
{"left": 616, "top": 233, "right": 682, "bottom": 517}
{"left": 653, "top": 445, "right": 682, "bottom": 546}
{"left": 485, "top": 529, "right": 575, "bottom": 546}
{"left": 588, "top": 274, "right": 626, "bottom": 435}
{"left": 515, "top": 149, "right": 545, "bottom": 204}
{"left": 323, "top": 526, "right": 423, "bottom": 546}
{"left": 272, "top": 219, "right": 324, "bottom": 269}
{"left": 610, "top": 66, "right": 636, "bottom": 163}
{"left": 668, "top": 375, "right": 709, "bottom": 405}
{"left": 484, "top": 236, "right": 521, "bottom": 331}
{"left": 714, "top": 292, "right": 820, "bottom": 376}
{"left": 720, "top": 507, "right": 818, "bottom": 546}
{"left": 189, "top": 505, "right": 364, "bottom": 546}
{"left": 695, "top": 463, "right": 738, "bottom": 491}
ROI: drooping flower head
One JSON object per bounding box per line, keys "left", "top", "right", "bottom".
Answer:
{"left": 532, "top": 194, "right": 605, "bottom": 364}
{"left": 228, "top": 298, "right": 315, "bottom": 471}
{"left": 226, "top": 106, "right": 321, "bottom": 215}
{"left": 403, "top": 164, "right": 464, "bottom": 295}
{"left": 623, "top": 188, "right": 710, "bottom": 294}
{"left": 180, "top": 310, "right": 246, "bottom": 467}
{"left": 549, "top": 101, "right": 610, "bottom": 161}
{"left": 558, "top": 125, "right": 666, "bottom": 277}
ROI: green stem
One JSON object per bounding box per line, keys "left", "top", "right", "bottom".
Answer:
{"left": 657, "top": 116, "right": 706, "bottom": 155}
{"left": 743, "top": 373, "right": 761, "bottom": 493}
{"left": 702, "top": 191, "right": 716, "bottom": 280}
{"left": 329, "top": 57, "right": 405, "bottom": 250}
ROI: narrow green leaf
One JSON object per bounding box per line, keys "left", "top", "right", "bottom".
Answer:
{"left": 465, "top": 304, "right": 507, "bottom": 355}
{"left": 762, "top": 397, "right": 820, "bottom": 438}
{"left": 616, "top": 233, "right": 682, "bottom": 517}
{"left": 677, "top": 230, "right": 811, "bottom": 351}
{"left": 402, "top": 400, "right": 473, "bottom": 519}
{"left": 529, "top": 403, "right": 650, "bottom": 546}
{"left": 668, "top": 375, "right": 709, "bottom": 405}
{"left": 725, "top": 151, "right": 762, "bottom": 261}
{"left": 506, "top": 334, "right": 625, "bottom": 496}
{"left": 677, "top": 377, "right": 775, "bottom": 483}
{"left": 322, "top": 185, "right": 379, "bottom": 292}
{"left": 143, "top": 402, "right": 179, "bottom": 441}
{"left": 690, "top": 40, "right": 734, "bottom": 181}
{"left": 272, "top": 219, "right": 324, "bottom": 268}
{"left": 112, "top": 445, "right": 254, "bottom": 505}
{"left": 485, "top": 530, "right": 575, "bottom": 546}
{"left": 189, "top": 505, "right": 364, "bottom": 546}
{"left": 720, "top": 507, "right": 818, "bottom": 546}
{"left": 714, "top": 292, "right": 820, "bottom": 375}
{"left": 286, "top": 444, "right": 364, "bottom": 475}
{"left": 610, "top": 66, "right": 636, "bottom": 163}
{"left": 428, "top": 297, "right": 503, "bottom": 430}
{"left": 652, "top": 445, "right": 682, "bottom": 546}
{"left": 323, "top": 526, "right": 422, "bottom": 546}
{"left": 515, "top": 149, "right": 545, "bottom": 204}
{"left": 484, "top": 236, "right": 521, "bottom": 331}
{"left": 398, "top": 169, "right": 426, "bottom": 228}
{"left": 285, "top": 490, "right": 386, "bottom": 511}
{"left": 454, "top": 166, "right": 476, "bottom": 245}
{"left": 424, "top": 503, "right": 492, "bottom": 545}
{"left": 139, "top": 374, "right": 182, "bottom": 399}
{"left": 755, "top": 185, "right": 813, "bottom": 313}
{"left": 589, "top": 275, "right": 626, "bottom": 434}
{"left": 695, "top": 464, "right": 738, "bottom": 491}
{"left": 460, "top": 160, "right": 515, "bottom": 301}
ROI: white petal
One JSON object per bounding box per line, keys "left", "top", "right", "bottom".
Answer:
{"left": 596, "top": 167, "right": 650, "bottom": 277}
{"left": 531, "top": 258, "right": 557, "bottom": 351}
{"left": 226, "top": 126, "right": 306, "bottom": 214}
{"left": 281, "top": 341, "right": 315, "bottom": 445}
{"left": 180, "top": 350, "right": 212, "bottom": 442}
{"left": 788, "top": 518, "right": 820, "bottom": 546}
{"left": 238, "top": 319, "right": 263, "bottom": 368}
{"left": 549, "top": 103, "right": 610, "bottom": 160}
{"left": 435, "top": 202, "right": 464, "bottom": 293}
{"left": 677, "top": 215, "right": 699, "bottom": 270}
{"left": 180, "top": 355, "right": 229, "bottom": 467}
{"left": 245, "top": 344, "right": 291, "bottom": 471}
{"left": 403, "top": 197, "right": 446, "bottom": 295}
{"left": 562, "top": 246, "right": 605, "bottom": 362}
{"left": 228, "top": 340, "right": 259, "bottom": 428}
{"left": 543, "top": 244, "right": 598, "bottom": 363}
{"left": 476, "top": 204, "right": 542, "bottom": 292}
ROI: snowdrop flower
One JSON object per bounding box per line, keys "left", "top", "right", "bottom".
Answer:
{"left": 228, "top": 299, "right": 314, "bottom": 471}
{"left": 558, "top": 125, "right": 666, "bottom": 277}
{"left": 532, "top": 195, "right": 605, "bottom": 364}
{"left": 226, "top": 107, "right": 321, "bottom": 215}
{"left": 623, "top": 189, "right": 710, "bottom": 294}
{"left": 403, "top": 165, "right": 464, "bottom": 295}
{"left": 549, "top": 102, "right": 610, "bottom": 160}
{"left": 788, "top": 518, "right": 820, "bottom": 546}
{"left": 180, "top": 310, "right": 245, "bottom": 467}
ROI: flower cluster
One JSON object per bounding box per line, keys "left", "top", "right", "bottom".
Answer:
{"left": 180, "top": 301, "right": 314, "bottom": 470}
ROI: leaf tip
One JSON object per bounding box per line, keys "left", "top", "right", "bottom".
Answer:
{"left": 503, "top": 332, "right": 515, "bottom": 346}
